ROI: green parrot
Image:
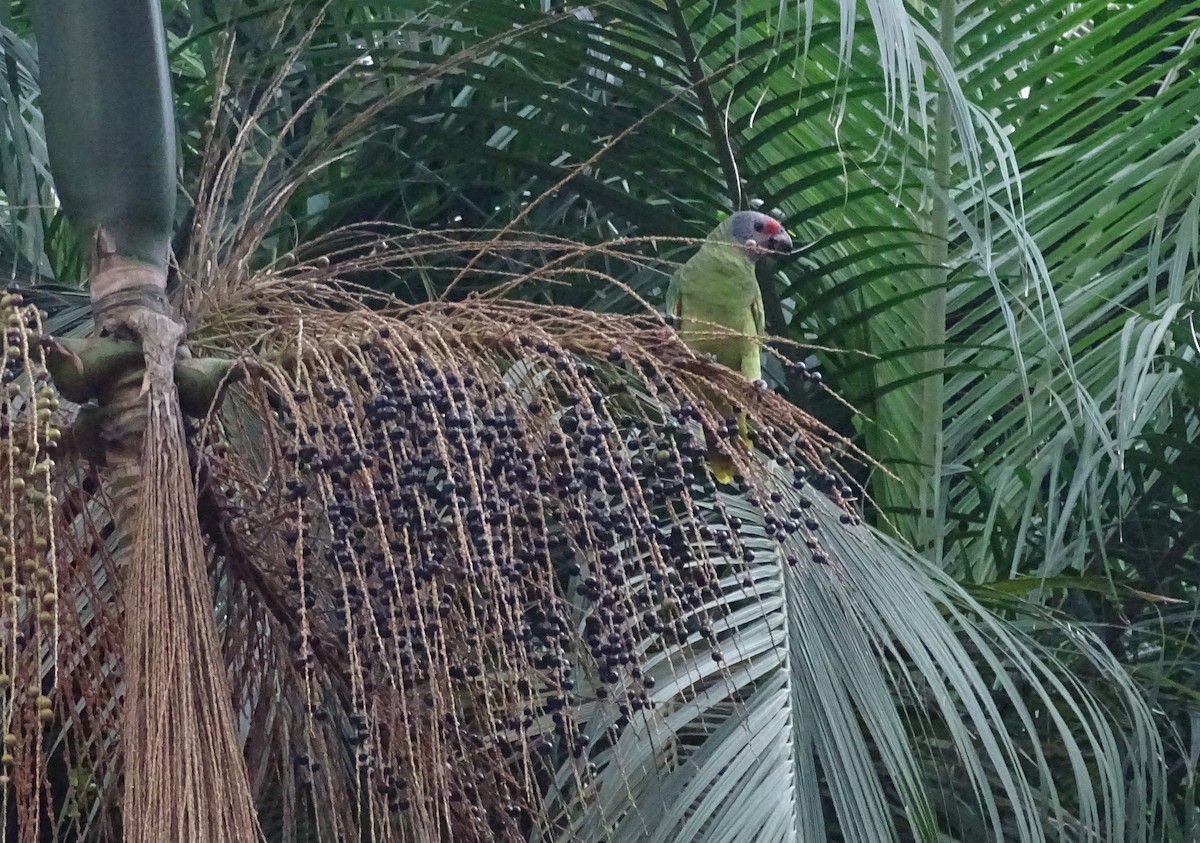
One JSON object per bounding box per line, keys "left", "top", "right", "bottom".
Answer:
{"left": 665, "top": 210, "right": 793, "bottom": 484}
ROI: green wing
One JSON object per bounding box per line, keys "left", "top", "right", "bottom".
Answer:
{"left": 750, "top": 287, "right": 764, "bottom": 336}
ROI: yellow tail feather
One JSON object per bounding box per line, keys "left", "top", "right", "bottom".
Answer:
{"left": 704, "top": 411, "right": 752, "bottom": 485}
{"left": 737, "top": 410, "right": 752, "bottom": 449}
{"left": 707, "top": 449, "right": 736, "bottom": 485}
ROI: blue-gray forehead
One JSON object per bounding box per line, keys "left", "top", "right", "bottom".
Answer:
{"left": 727, "top": 211, "right": 765, "bottom": 240}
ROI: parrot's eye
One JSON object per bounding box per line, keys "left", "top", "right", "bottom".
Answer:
{"left": 753, "top": 221, "right": 764, "bottom": 233}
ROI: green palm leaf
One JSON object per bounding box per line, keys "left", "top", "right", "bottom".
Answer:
{"left": 541, "top": 483, "right": 1162, "bottom": 842}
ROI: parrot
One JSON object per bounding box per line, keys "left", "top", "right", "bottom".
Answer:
{"left": 664, "top": 210, "right": 793, "bottom": 484}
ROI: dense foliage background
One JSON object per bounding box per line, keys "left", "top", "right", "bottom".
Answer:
{"left": 0, "top": 0, "right": 1197, "bottom": 839}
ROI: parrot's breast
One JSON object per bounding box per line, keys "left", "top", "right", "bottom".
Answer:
{"left": 672, "top": 243, "right": 762, "bottom": 378}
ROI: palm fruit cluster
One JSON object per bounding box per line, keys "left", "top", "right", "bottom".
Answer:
{"left": 0, "top": 291, "right": 65, "bottom": 830}
{"left": 194, "top": 291, "right": 860, "bottom": 841}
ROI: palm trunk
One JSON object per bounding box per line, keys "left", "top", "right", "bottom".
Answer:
{"left": 33, "top": 2, "right": 259, "bottom": 840}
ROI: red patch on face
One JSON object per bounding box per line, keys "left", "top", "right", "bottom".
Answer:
{"left": 764, "top": 218, "right": 783, "bottom": 234}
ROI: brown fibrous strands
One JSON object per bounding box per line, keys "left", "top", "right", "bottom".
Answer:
{"left": 188, "top": 272, "right": 864, "bottom": 841}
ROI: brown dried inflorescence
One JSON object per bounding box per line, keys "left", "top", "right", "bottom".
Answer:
{"left": 1, "top": 247, "right": 867, "bottom": 841}
{"left": 188, "top": 277, "right": 862, "bottom": 841}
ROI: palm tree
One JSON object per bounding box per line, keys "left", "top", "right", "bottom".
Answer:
{"left": 0, "top": 0, "right": 1193, "bottom": 840}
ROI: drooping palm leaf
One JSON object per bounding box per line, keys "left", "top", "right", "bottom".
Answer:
{"left": 540, "top": 482, "right": 1164, "bottom": 843}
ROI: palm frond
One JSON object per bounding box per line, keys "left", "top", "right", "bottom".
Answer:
{"left": 0, "top": 22, "right": 57, "bottom": 283}
{"left": 542, "top": 484, "right": 1164, "bottom": 842}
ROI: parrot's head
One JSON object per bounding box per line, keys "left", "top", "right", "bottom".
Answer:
{"left": 725, "top": 211, "right": 793, "bottom": 261}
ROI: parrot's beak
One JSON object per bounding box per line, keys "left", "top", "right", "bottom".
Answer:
{"left": 766, "top": 230, "right": 793, "bottom": 254}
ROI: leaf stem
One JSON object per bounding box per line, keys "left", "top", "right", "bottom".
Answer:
{"left": 922, "top": 0, "right": 955, "bottom": 560}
